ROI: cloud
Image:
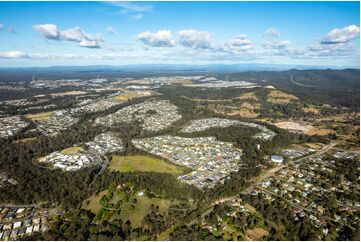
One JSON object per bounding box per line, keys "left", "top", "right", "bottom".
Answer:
{"left": 0, "top": 51, "right": 27, "bottom": 58}
{"left": 33, "top": 24, "right": 103, "bottom": 48}
{"left": 0, "top": 24, "right": 17, "bottom": 33}
{"left": 109, "top": 1, "right": 153, "bottom": 13}
{"left": 178, "top": 29, "right": 213, "bottom": 49}
{"left": 320, "top": 25, "right": 359, "bottom": 44}
{"left": 32, "top": 24, "right": 60, "bottom": 39}
{"left": 263, "top": 27, "right": 280, "bottom": 38}
{"left": 136, "top": 30, "right": 175, "bottom": 47}
{"left": 106, "top": 26, "right": 117, "bottom": 34}
{"left": 7, "top": 27, "right": 17, "bottom": 34}
{"left": 225, "top": 34, "right": 252, "bottom": 52}
{"left": 264, "top": 40, "right": 291, "bottom": 50}
{"left": 131, "top": 13, "right": 144, "bottom": 20}
{"left": 106, "top": 1, "right": 152, "bottom": 19}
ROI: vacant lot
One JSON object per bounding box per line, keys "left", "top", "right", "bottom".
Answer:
{"left": 25, "top": 112, "right": 52, "bottom": 121}
{"left": 274, "top": 121, "right": 312, "bottom": 133}
{"left": 267, "top": 90, "right": 298, "bottom": 104}
{"left": 274, "top": 121, "right": 334, "bottom": 136}
{"left": 246, "top": 227, "right": 269, "bottom": 240}
{"left": 51, "top": 90, "right": 87, "bottom": 97}
{"left": 238, "top": 92, "right": 259, "bottom": 101}
{"left": 13, "top": 137, "right": 37, "bottom": 144}
{"left": 109, "top": 155, "right": 183, "bottom": 174}
{"left": 61, "top": 146, "right": 84, "bottom": 155}
{"left": 113, "top": 91, "right": 154, "bottom": 102}
{"left": 302, "top": 106, "right": 320, "bottom": 115}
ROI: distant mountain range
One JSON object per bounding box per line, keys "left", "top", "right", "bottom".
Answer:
{"left": 0, "top": 63, "right": 358, "bottom": 73}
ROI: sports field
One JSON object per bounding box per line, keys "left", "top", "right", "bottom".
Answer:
{"left": 109, "top": 155, "right": 183, "bottom": 174}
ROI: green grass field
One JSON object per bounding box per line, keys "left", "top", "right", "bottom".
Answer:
{"left": 82, "top": 189, "right": 171, "bottom": 228}
{"left": 109, "top": 155, "right": 183, "bottom": 174}
{"left": 119, "top": 195, "right": 170, "bottom": 228}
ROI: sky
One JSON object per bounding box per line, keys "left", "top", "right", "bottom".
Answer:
{"left": 0, "top": 1, "right": 360, "bottom": 67}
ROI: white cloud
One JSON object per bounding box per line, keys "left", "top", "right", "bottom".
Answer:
{"left": 263, "top": 27, "right": 280, "bottom": 38}
{"left": 79, "top": 40, "right": 101, "bottom": 48}
{"left": 178, "top": 29, "right": 213, "bottom": 49}
{"left": 109, "top": 1, "right": 153, "bottom": 13}
{"left": 225, "top": 34, "right": 252, "bottom": 52}
{"left": 321, "top": 25, "right": 360, "bottom": 44}
{"left": 106, "top": 26, "right": 117, "bottom": 34}
{"left": 131, "top": 13, "right": 144, "bottom": 20}
{"left": 106, "top": 1, "right": 152, "bottom": 19}
{"left": 33, "top": 24, "right": 103, "bottom": 48}
{"left": 33, "top": 24, "right": 60, "bottom": 39}
{"left": 264, "top": 40, "right": 291, "bottom": 50}
{"left": 0, "top": 24, "right": 4, "bottom": 31}
{"left": 136, "top": 30, "right": 175, "bottom": 47}
{"left": 0, "top": 51, "right": 27, "bottom": 58}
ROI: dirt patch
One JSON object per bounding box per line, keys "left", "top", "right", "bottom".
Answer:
{"left": 246, "top": 228, "right": 269, "bottom": 240}
{"left": 238, "top": 92, "right": 259, "bottom": 101}
{"left": 302, "top": 107, "right": 320, "bottom": 115}
{"left": 211, "top": 102, "right": 260, "bottom": 118}
{"left": 274, "top": 121, "right": 312, "bottom": 133}
{"left": 113, "top": 90, "right": 155, "bottom": 102}
{"left": 26, "top": 112, "right": 52, "bottom": 121}
{"left": 306, "top": 127, "right": 334, "bottom": 136}
{"left": 274, "top": 121, "right": 334, "bottom": 136}
{"left": 51, "top": 91, "right": 87, "bottom": 97}
{"left": 13, "top": 137, "right": 37, "bottom": 144}
{"left": 302, "top": 143, "right": 323, "bottom": 149}
{"left": 267, "top": 90, "right": 298, "bottom": 104}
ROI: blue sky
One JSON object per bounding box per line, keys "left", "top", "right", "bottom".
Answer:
{"left": 0, "top": 1, "right": 359, "bottom": 67}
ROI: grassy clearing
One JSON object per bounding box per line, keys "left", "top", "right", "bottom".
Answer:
{"left": 238, "top": 92, "right": 259, "bottom": 101}
{"left": 51, "top": 91, "right": 87, "bottom": 97}
{"left": 82, "top": 188, "right": 172, "bottom": 228}
{"left": 120, "top": 195, "right": 170, "bottom": 228}
{"left": 302, "top": 106, "right": 320, "bottom": 115}
{"left": 246, "top": 227, "right": 269, "bottom": 240}
{"left": 60, "top": 146, "right": 84, "bottom": 155}
{"left": 13, "top": 137, "right": 37, "bottom": 144}
{"left": 25, "top": 112, "right": 52, "bottom": 121}
{"left": 109, "top": 155, "right": 183, "bottom": 174}
{"left": 113, "top": 91, "right": 154, "bottom": 102}
{"left": 267, "top": 90, "right": 298, "bottom": 104}
{"left": 82, "top": 190, "right": 108, "bottom": 213}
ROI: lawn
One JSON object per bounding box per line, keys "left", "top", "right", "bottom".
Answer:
{"left": 61, "top": 146, "right": 84, "bottom": 155}
{"left": 109, "top": 155, "right": 184, "bottom": 174}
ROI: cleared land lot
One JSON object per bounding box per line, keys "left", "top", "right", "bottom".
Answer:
{"left": 60, "top": 146, "right": 84, "bottom": 155}
{"left": 51, "top": 90, "right": 87, "bottom": 97}
{"left": 113, "top": 90, "right": 155, "bottom": 102}
{"left": 25, "top": 112, "right": 52, "bottom": 121}
{"left": 109, "top": 155, "right": 184, "bottom": 174}
{"left": 237, "top": 91, "right": 259, "bottom": 101}
{"left": 246, "top": 227, "right": 269, "bottom": 240}
{"left": 267, "top": 90, "right": 298, "bottom": 104}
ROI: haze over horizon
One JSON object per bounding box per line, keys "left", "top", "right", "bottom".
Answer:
{"left": 0, "top": 1, "right": 360, "bottom": 68}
